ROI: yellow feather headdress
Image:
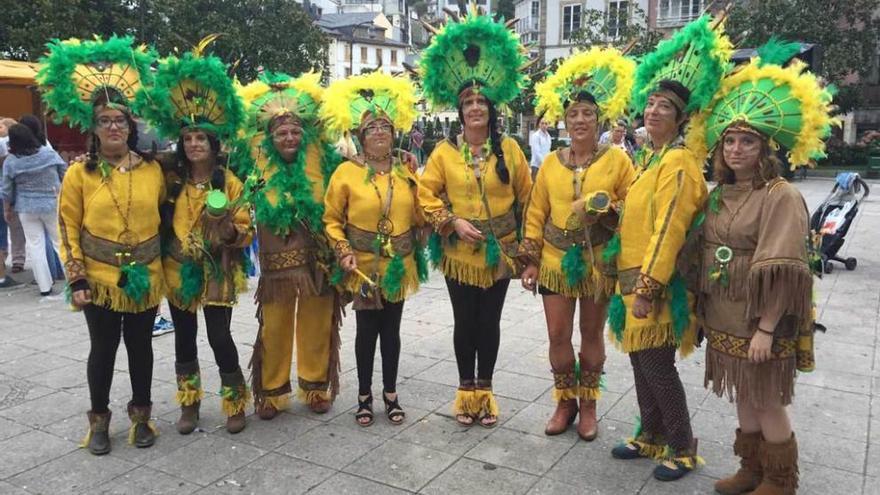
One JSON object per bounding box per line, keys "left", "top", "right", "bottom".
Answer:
{"left": 238, "top": 71, "right": 324, "bottom": 131}
{"left": 534, "top": 46, "right": 635, "bottom": 124}
{"left": 320, "top": 72, "right": 418, "bottom": 139}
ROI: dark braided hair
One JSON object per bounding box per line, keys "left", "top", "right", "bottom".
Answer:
{"left": 457, "top": 90, "right": 510, "bottom": 184}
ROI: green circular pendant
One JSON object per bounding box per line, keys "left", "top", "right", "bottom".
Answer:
{"left": 205, "top": 190, "right": 229, "bottom": 216}
{"left": 714, "top": 245, "right": 734, "bottom": 264}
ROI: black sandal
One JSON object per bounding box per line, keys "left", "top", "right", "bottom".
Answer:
{"left": 355, "top": 395, "right": 373, "bottom": 427}
{"left": 382, "top": 391, "right": 405, "bottom": 425}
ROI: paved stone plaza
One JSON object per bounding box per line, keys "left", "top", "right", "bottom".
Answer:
{"left": 0, "top": 178, "right": 877, "bottom": 494}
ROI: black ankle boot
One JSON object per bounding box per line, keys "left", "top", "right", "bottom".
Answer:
{"left": 127, "top": 402, "right": 156, "bottom": 448}
{"left": 86, "top": 410, "right": 111, "bottom": 455}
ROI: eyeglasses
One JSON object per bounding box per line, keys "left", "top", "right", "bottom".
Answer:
{"left": 95, "top": 116, "right": 129, "bottom": 129}
{"left": 364, "top": 123, "right": 393, "bottom": 135}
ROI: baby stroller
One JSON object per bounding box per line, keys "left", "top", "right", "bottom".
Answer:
{"left": 810, "top": 172, "right": 870, "bottom": 274}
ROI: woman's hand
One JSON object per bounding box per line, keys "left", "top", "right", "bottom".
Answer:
{"left": 632, "top": 294, "right": 653, "bottom": 319}
{"left": 400, "top": 151, "right": 419, "bottom": 173}
{"left": 748, "top": 330, "right": 774, "bottom": 364}
{"left": 453, "top": 218, "right": 485, "bottom": 243}
{"left": 521, "top": 265, "right": 539, "bottom": 292}
{"left": 340, "top": 254, "right": 357, "bottom": 273}
{"left": 72, "top": 289, "right": 92, "bottom": 308}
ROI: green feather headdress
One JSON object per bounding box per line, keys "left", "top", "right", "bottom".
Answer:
{"left": 138, "top": 41, "right": 244, "bottom": 142}
{"left": 686, "top": 39, "right": 840, "bottom": 168}
{"left": 238, "top": 71, "right": 323, "bottom": 132}
{"left": 534, "top": 46, "right": 636, "bottom": 124}
{"left": 37, "top": 35, "right": 156, "bottom": 131}
{"left": 418, "top": 5, "right": 530, "bottom": 109}
{"left": 630, "top": 15, "right": 733, "bottom": 114}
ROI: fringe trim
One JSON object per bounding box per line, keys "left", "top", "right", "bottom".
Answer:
{"left": 474, "top": 389, "right": 500, "bottom": 417}
{"left": 760, "top": 433, "right": 799, "bottom": 492}
{"left": 608, "top": 321, "right": 697, "bottom": 358}
{"left": 260, "top": 394, "right": 290, "bottom": 412}
{"left": 89, "top": 281, "right": 164, "bottom": 314}
{"left": 746, "top": 261, "right": 812, "bottom": 322}
{"left": 705, "top": 345, "right": 795, "bottom": 408}
{"left": 661, "top": 454, "right": 706, "bottom": 470}
{"left": 440, "top": 256, "right": 509, "bottom": 289}
{"left": 127, "top": 420, "right": 158, "bottom": 445}
{"left": 297, "top": 387, "right": 331, "bottom": 404}
{"left": 327, "top": 292, "right": 343, "bottom": 402}
{"left": 175, "top": 388, "right": 204, "bottom": 406}
{"left": 343, "top": 267, "right": 420, "bottom": 303}
{"left": 256, "top": 271, "right": 321, "bottom": 304}
{"left": 79, "top": 429, "right": 93, "bottom": 449}
{"left": 538, "top": 267, "right": 615, "bottom": 300}
{"left": 221, "top": 388, "right": 253, "bottom": 416}
{"left": 578, "top": 385, "right": 601, "bottom": 401}
{"left": 453, "top": 389, "right": 476, "bottom": 415}
{"left": 552, "top": 386, "right": 579, "bottom": 402}
{"left": 626, "top": 437, "right": 669, "bottom": 460}
{"left": 699, "top": 247, "right": 751, "bottom": 301}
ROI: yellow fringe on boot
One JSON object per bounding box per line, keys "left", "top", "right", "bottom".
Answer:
{"left": 297, "top": 387, "right": 331, "bottom": 404}
{"left": 627, "top": 438, "right": 669, "bottom": 460}
{"left": 578, "top": 385, "right": 601, "bottom": 401}
{"left": 79, "top": 428, "right": 93, "bottom": 449}
{"left": 127, "top": 421, "right": 159, "bottom": 445}
{"left": 473, "top": 389, "right": 500, "bottom": 417}
{"left": 552, "top": 386, "right": 579, "bottom": 402}
{"left": 660, "top": 454, "right": 706, "bottom": 470}
{"left": 175, "top": 388, "right": 204, "bottom": 406}
{"left": 221, "top": 389, "right": 253, "bottom": 416}
{"left": 260, "top": 394, "right": 290, "bottom": 412}
{"left": 453, "top": 389, "right": 476, "bottom": 415}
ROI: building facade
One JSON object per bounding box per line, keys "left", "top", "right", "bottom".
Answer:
{"left": 318, "top": 13, "right": 408, "bottom": 80}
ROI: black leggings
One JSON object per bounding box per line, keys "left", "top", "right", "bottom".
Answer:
{"left": 629, "top": 346, "right": 694, "bottom": 453}
{"left": 84, "top": 304, "right": 158, "bottom": 413}
{"left": 169, "top": 304, "right": 240, "bottom": 373}
{"left": 355, "top": 300, "right": 404, "bottom": 396}
{"left": 445, "top": 277, "right": 510, "bottom": 382}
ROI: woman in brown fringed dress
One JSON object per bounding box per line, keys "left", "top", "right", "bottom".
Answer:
{"left": 697, "top": 126, "right": 815, "bottom": 495}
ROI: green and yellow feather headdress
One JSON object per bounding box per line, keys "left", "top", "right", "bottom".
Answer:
{"left": 138, "top": 38, "right": 244, "bottom": 142}
{"left": 37, "top": 35, "right": 156, "bottom": 131}
{"left": 631, "top": 14, "right": 733, "bottom": 114}
{"left": 238, "top": 71, "right": 324, "bottom": 132}
{"left": 418, "top": 4, "right": 530, "bottom": 109}
{"left": 534, "top": 46, "right": 635, "bottom": 124}
{"left": 320, "top": 71, "right": 417, "bottom": 139}
{"left": 687, "top": 39, "right": 839, "bottom": 168}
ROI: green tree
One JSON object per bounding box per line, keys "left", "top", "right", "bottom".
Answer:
{"left": 0, "top": 0, "right": 329, "bottom": 83}
{"left": 569, "top": 5, "right": 662, "bottom": 57}
{"left": 725, "top": 0, "right": 880, "bottom": 113}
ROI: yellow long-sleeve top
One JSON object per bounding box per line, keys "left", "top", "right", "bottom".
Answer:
{"left": 611, "top": 143, "right": 707, "bottom": 355}
{"left": 58, "top": 154, "right": 166, "bottom": 313}
{"left": 163, "top": 169, "right": 254, "bottom": 312}
{"left": 323, "top": 160, "right": 424, "bottom": 303}
{"left": 418, "top": 136, "right": 532, "bottom": 288}
{"left": 522, "top": 146, "right": 635, "bottom": 298}
{"left": 253, "top": 142, "right": 333, "bottom": 303}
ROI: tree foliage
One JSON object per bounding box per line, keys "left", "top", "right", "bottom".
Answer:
{"left": 569, "top": 5, "right": 663, "bottom": 57}
{"left": 0, "top": 0, "right": 328, "bottom": 83}
{"left": 725, "top": 0, "right": 880, "bottom": 113}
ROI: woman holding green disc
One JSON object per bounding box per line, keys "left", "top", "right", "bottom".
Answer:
{"left": 140, "top": 44, "right": 253, "bottom": 434}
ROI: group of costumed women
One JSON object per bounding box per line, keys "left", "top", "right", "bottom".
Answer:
{"left": 38, "top": 6, "right": 834, "bottom": 494}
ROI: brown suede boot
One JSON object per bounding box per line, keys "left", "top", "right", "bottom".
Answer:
{"left": 751, "top": 434, "right": 798, "bottom": 495}
{"left": 220, "top": 369, "right": 250, "bottom": 434}
{"left": 85, "top": 410, "right": 111, "bottom": 455}
{"left": 177, "top": 402, "right": 200, "bottom": 435}
{"left": 577, "top": 399, "right": 598, "bottom": 441}
{"left": 175, "top": 361, "right": 203, "bottom": 435}
{"left": 127, "top": 402, "right": 156, "bottom": 448}
{"left": 545, "top": 399, "right": 577, "bottom": 435}
{"left": 714, "top": 429, "right": 763, "bottom": 495}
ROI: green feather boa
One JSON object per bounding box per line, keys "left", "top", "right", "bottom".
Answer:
{"left": 381, "top": 254, "right": 407, "bottom": 300}
{"left": 176, "top": 260, "right": 205, "bottom": 307}
{"left": 602, "top": 233, "right": 621, "bottom": 265}
{"left": 608, "top": 293, "right": 627, "bottom": 341}
{"left": 428, "top": 232, "right": 444, "bottom": 269}
{"left": 561, "top": 244, "right": 588, "bottom": 287}
{"left": 415, "top": 240, "right": 430, "bottom": 283}
{"left": 119, "top": 262, "right": 150, "bottom": 303}
{"left": 668, "top": 273, "right": 690, "bottom": 343}
{"left": 484, "top": 232, "right": 501, "bottom": 268}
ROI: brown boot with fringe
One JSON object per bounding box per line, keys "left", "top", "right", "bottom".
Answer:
{"left": 85, "top": 410, "right": 111, "bottom": 455}
{"left": 175, "top": 361, "right": 203, "bottom": 434}
{"left": 220, "top": 369, "right": 251, "bottom": 434}
{"left": 577, "top": 361, "right": 602, "bottom": 441}
{"left": 546, "top": 366, "right": 578, "bottom": 435}
{"left": 714, "top": 429, "right": 763, "bottom": 494}
{"left": 751, "top": 434, "right": 798, "bottom": 495}
{"left": 127, "top": 402, "right": 156, "bottom": 448}
{"left": 577, "top": 399, "right": 598, "bottom": 441}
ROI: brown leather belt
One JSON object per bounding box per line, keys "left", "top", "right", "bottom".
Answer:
{"left": 81, "top": 229, "right": 160, "bottom": 266}
{"left": 346, "top": 224, "right": 414, "bottom": 257}
{"left": 543, "top": 222, "right": 614, "bottom": 251}
{"left": 467, "top": 209, "right": 517, "bottom": 238}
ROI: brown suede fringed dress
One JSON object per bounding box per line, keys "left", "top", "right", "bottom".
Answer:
{"left": 698, "top": 178, "right": 815, "bottom": 409}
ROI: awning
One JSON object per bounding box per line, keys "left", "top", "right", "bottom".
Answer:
{"left": 0, "top": 60, "right": 40, "bottom": 86}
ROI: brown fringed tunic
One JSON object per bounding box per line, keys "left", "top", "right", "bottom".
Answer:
{"left": 699, "top": 179, "right": 815, "bottom": 408}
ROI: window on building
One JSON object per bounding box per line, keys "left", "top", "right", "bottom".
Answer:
{"left": 607, "top": 1, "right": 628, "bottom": 39}
{"left": 345, "top": 67, "right": 352, "bottom": 77}
{"left": 344, "top": 44, "right": 352, "bottom": 62}
{"left": 391, "top": 50, "right": 398, "bottom": 65}
{"left": 658, "top": 0, "right": 703, "bottom": 22}
{"left": 562, "top": 4, "right": 582, "bottom": 42}
{"left": 530, "top": 0, "right": 539, "bottom": 30}
{"left": 376, "top": 48, "right": 383, "bottom": 65}
{"left": 360, "top": 46, "right": 368, "bottom": 63}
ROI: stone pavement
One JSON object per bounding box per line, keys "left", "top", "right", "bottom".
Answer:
{"left": 0, "top": 177, "right": 878, "bottom": 495}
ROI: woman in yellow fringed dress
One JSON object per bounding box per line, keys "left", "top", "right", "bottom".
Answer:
{"left": 687, "top": 40, "right": 835, "bottom": 495}
{"left": 418, "top": 9, "right": 532, "bottom": 427}
{"left": 42, "top": 37, "right": 164, "bottom": 454}
{"left": 322, "top": 72, "right": 425, "bottom": 427}
{"left": 139, "top": 47, "right": 254, "bottom": 435}
{"left": 520, "top": 47, "right": 635, "bottom": 441}
{"left": 607, "top": 15, "right": 731, "bottom": 482}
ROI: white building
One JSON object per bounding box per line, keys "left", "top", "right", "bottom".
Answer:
{"left": 318, "top": 13, "right": 409, "bottom": 80}
{"left": 514, "top": 0, "right": 649, "bottom": 64}
{"left": 425, "top": 0, "right": 493, "bottom": 20}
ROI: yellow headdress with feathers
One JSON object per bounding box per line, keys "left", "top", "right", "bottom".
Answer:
{"left": 239, "top": 71, "right": 324, "bottom": 131}
{"left": 320, "top": 72, "right": 418, "bottom": 138}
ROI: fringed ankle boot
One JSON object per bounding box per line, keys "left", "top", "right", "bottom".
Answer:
{"left": 175, "top": 360, "right": 203, "bottom": 434}
{"left": 127, "top": 402, "right": 156, "bottom": 448}
{"left": 751, "top": 434, "right": 798, "bottom": 495}
{"left": 545, "top": 365, "right": 578, "bottom": 435}
{"left": 83, "top": 410, "right": 111, "bottom": 455}
{"left": 714, "top": 429, "right": 763, "bottom": 494}
{"left": 220, "top": 368, "right": 251, "bottom": 434}
{"left": 578, "top": 360, "right": 602, "bottom": 441}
